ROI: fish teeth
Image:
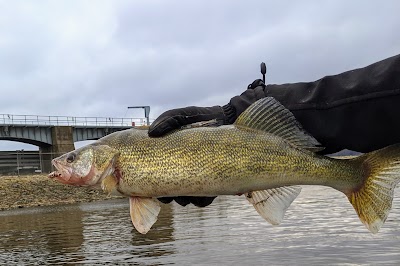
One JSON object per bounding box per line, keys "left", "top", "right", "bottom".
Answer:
{"left": 48, "top": 171, "right": 62, "bottom": 178}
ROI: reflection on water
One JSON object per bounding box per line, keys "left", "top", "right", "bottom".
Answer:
{"left": 0, "top": 187, "right": 399, "bottom": 265}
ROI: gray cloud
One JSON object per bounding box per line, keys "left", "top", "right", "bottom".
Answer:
{"left": 0, "top": 0, "right": 399, "bottom": 150}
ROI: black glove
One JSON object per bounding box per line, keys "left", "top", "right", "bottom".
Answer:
{"left": 148, "top": 105, "right": 232, "bottom": 137}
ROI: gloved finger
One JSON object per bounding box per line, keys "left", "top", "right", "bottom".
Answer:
{"left": 148, "top": 115, "right": 183, "bottom": 137}
{"left": 189, "top": 196, "right": 216, "bottom": 207}
{"left": 174, "top": 196, "right": 191, "bottom": 206}
{"left": 157, "top": 197, "right": 174, "bottom": 204}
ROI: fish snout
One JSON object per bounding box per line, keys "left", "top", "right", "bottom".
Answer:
{"left": 50, "top": 158, "right": 72, "bottom": 181}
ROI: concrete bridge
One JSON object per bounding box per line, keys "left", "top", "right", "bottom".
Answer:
{"left": 0, "top": 114, "right": 147, "bottom": 172}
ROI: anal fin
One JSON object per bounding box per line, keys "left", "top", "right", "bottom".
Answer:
{"left": 245, "top": 186, "right": 301, "bottom": 225}
{"left": 129, "top": 197, "right": 161, "bottom": 234}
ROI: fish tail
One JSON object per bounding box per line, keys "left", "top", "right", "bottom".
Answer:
{"left": 347, "top": 144, "right": 400, "bottom": 233}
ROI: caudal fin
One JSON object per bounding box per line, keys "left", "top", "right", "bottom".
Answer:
{"left": 348, "top": 144, "right": 400, "bottom": 233}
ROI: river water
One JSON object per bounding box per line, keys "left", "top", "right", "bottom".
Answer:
{"left": 0, "top": 186, "right": 399, "bottom": 265}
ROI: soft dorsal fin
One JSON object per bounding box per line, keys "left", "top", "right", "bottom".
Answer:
{"left": 234, "top": 97, "right": 323, "bottom": 152}
{"left": 245, "top": 186, "right": 302, "bottom": 225}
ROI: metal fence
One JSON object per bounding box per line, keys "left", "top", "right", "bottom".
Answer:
{"left": 0, "top": 150, "right": 74, "bottom": 176}
{"left": 0, "top": 151, "right": 43, "bottom": 175}
{"left": 0, "top": 114, "right": 151, "bottom": 127}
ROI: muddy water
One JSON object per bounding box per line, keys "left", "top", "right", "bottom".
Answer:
{"left": 0, "top": 186, "right": 399, "bottom": 265}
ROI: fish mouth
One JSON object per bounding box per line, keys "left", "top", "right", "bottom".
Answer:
{"left": 48, "top": 159, "right": 71, "bottom": 181}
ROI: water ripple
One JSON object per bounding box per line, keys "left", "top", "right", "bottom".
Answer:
{"left": 0, "top": 187, "right": 399, "bottom": 265}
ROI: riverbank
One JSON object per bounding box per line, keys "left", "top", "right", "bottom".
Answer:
{"left": 0, "top": 174, "right": 122, "bottom": 211}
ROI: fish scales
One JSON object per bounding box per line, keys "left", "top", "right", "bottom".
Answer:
{"left": 95, "top": 125, "right": 360, "bottom": 197}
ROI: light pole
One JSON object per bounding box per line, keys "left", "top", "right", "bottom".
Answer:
{"left": 127, "top": 106, "right": 151, "bottom": 126}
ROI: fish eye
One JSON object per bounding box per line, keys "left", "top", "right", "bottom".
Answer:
{"left": 66, "top": 153, "right": 76, "bottom": 163}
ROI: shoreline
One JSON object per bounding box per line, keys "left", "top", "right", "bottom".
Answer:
{"left": 0, "top": 174, "right": 122, "bottom": 211}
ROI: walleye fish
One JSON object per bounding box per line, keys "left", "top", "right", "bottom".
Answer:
{"left": 49, "top": 97, "right": 400, "bottom": 234}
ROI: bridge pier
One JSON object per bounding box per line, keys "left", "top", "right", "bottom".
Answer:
{"left": 41, "top": 126, "right": 75, "bottom": 173}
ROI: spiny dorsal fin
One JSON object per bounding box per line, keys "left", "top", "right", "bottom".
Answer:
{"left": 129, "top": 197, "right": 161, "bottom": 234}
{"left": 234, "top": 97, "right": 323, "bottom": 152}
{"left": 245, "top": 186, "right": 302, "bottom": 225}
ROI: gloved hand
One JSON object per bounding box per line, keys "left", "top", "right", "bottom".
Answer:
{"left": 148, "top": 106, "right": 230, "bottom": 137}
{"left": 150, "top": 79, "right": 267, "bottom": 207}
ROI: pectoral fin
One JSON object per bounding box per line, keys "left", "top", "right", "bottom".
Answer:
{"left": 129, "top": 197, "right": 161, "bottom": 234}
{"left": 101, "top": 175, "right": 119, "bottom": 195}
{"left": 245, "top": 186, "right": 301, "bottom": 225}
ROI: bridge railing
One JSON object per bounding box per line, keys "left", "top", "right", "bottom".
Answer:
{"left": 0, "top": 114, "right": 150, "bottom": 127}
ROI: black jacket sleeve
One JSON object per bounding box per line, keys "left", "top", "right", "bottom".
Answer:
{"left": 226, "top": 54, "right": 400, "bottom": 154}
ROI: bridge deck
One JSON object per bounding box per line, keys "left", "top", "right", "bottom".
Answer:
{"left": 0, "top": 113, "right": 153, "bottom": 144}
{"left": 0, "top": 114, "right": 148, "bottom": 127}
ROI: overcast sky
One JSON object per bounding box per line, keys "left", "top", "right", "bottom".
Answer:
{"left": 1, "top": 0, "right": 399, "bottom": 150}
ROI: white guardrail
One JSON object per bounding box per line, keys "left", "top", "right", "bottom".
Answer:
{"left": 0, "top": 114, "right": 151, "bottom": 127}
